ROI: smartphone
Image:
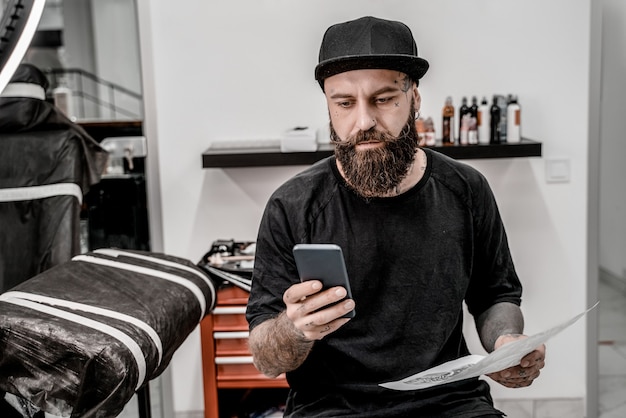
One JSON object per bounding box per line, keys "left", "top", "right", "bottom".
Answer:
{"left": 292, "top": 243, "right": 355, "bottom": 318}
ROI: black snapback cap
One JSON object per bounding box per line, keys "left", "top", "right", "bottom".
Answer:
{"left": 315, "top": 16, "right": 429, "bottom": 89}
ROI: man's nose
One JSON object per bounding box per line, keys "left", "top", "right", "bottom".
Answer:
{"left": 355, "top": 104, "right": 377, "bottom": 132}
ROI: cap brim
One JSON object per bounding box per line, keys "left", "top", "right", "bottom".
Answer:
{"left": 315, "top": 55, "right": 429, "bottom": 86}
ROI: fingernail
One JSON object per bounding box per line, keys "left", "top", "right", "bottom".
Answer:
{"left": 344, "top": 300, "right": 354, "bottom": 310}
{"left": 521, "top": 361, "right": 529, "bottom": 367}
{"left": 335, "top": 288, "right": 346, "bottom": 297}
{"left": 502, "top": 371, "right": 511, "bottom": 378}
{"left": 312, "top": 281, "right": 322, "bottom": 290}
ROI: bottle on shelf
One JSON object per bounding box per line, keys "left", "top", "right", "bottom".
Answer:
{"left": 415, "top": 117, "right": 426, "bottom": 146}
{"left": 477, "top": 96, "right": 490, "bottom": 145}
{"left": 468, "top": 96, "right": 479, "bottom": 145}
{"left": 442, "top": 96, "right": 455, "bottom": 146}
{"left": 458, "top": 97, "right": 470, "bottom": 145}
{"left": 506, "top": 95, "right": 521, "bottom": 143}
{"left": 460, "top": 114, "right": 471, "bottom": 146}
{"left": 424, "top": 117, "right": 436, "bottom": 146}
{"left": 497, "top": 95, "right": 509, "bottom": 143}
{"left": 490, "top": 95, "right": 501, "bottom": 144}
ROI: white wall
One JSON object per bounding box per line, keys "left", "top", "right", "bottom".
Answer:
{"left": 599, "top": 0, "right": 626, "bottom": 283}
{"left": 137, "top": 0, "right": 592, "bottom": 413}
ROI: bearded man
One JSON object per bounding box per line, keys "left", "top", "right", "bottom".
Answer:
{"left": 246, "top": 16, "right": 545, "bottom": 418}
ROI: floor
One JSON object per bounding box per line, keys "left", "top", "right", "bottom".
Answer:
{"left": 117, "top": 378, "right": 163, "bottom": 418}
{"left": 113, "top": 275, "right": 626, "bottom": 418}
{"left": 597, "top": 273, "right": 626, "bottom": 418}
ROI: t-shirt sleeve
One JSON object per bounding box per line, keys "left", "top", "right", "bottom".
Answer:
{"left": 245, "top": 193, "right": 300, "bottom": 331}
{"left": 464, "top": 172, "right": 523, "bottom": 318}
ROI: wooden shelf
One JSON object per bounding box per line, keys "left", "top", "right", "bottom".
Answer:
{"left": 202, "top": 138, "right": 542, "bottom": 168}
{"left": 79, "top": 120, "right": 143, "bottom": 142}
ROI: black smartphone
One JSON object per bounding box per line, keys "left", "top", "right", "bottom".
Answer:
{"left": 292, "top": 243, "right": 355, "bottom": 318}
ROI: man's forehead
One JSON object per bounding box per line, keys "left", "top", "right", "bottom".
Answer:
{"left": 324, "top": 68, "right": 410, "bottom": 94}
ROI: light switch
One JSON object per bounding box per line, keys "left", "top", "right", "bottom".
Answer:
{"left": 545, "top": 158, "right": 570, "bottom": 183}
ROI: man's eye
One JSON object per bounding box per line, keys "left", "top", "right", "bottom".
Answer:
{"left": 376, "top": 97, "right": 392, "bottom": 104}
{"left": 338, "top": 101, "right": 352, "bottom": 108}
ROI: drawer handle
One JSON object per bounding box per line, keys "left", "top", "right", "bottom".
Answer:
{"left": 214, "top": 331, "right": 249, "bottom": 339}
{"left": 215, "top": 356, "right": 254, "bottom": 365}
{"left": 213, "top": 306, "right": 247, "bottom": 315}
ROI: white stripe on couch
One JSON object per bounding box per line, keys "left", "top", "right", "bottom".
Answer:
{"left": 72, "top": 255, "right": 208, "bottom": 320}
{"left": 0, "top": 290, "right": 163, "bottom": 366}
{"left": 93, "top": 248, "right": 216, "bottom": 311}
{"left": 0, "top": 296, "right": 147, "bottom": 390}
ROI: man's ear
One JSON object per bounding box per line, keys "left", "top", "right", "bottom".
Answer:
{"left": 413, "top": 85, "right": 422, "bottom": 113}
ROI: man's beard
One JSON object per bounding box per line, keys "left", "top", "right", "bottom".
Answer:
{"left": 331, "top": 111, "right": 419, "bottom": 199}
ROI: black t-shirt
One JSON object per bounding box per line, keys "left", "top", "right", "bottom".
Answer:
{"left": 246, "top": 148, "right": 521, "bottom": 417}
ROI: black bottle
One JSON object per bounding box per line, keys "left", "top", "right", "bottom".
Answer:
{"left": 490, "top": 95, "right": 501, "bottom": 144}
{"left": 468, "top": 96, "right": 479, "bottom": 145}
{"left": 458, "top": 97, "right": 469, "bottom": 144}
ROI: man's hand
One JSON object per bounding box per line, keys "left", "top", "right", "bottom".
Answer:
{"left": 248, "top": 280, "right": 355, "bottom": 378}
{"left": 284, "top": 280, "right": 355, "bottom": 340}
{"left": 487, "top": 334, "right": 546, "bottom": 388}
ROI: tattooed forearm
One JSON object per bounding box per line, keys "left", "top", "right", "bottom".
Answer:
{"left": 248, "top": 311, "right": 314, "bottom": 378}
{"left": 475, "top": 302, "right": 524, "bottom": 352}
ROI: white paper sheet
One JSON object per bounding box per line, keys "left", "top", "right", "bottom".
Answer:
{"left": 380, "top": 302, "right": 598, "bottom": 391}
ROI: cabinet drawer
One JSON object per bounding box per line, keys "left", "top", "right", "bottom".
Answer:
{"left": 217, "top": 286, "right": 250, "bottom": 305}
{"left": 213, "top": 306, "right": 248, "bottom": 331}
{"left": 215, "top": 356, "right": 262, "bottom": 378}
{"left": 214, "top": 356, "right": 289, "bottom": 388}
{"left": 214, "top": 331, "right": 250, "bottom": 355}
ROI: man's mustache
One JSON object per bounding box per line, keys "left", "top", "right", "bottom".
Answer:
{"left": 334, "top": 129, "right": 396, "bottom": 147}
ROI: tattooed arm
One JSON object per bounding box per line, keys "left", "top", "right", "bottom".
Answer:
{"left": 248, "top": 280, "right": 355, "bottom": 378}
{"left": 476, "top": 302, "right": 546, "bottom": 388}
{"left": 476, "top": 302, "right": 524, "bottom": 352}
{"left": 248, "top": 312, "right": 314, "bottom": 378}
